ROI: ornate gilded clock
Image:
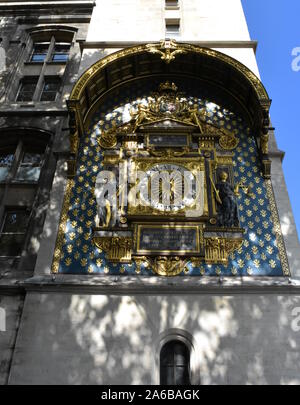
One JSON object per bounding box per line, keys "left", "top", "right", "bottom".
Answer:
{"left": 128, "top": 159, "right": 206, "bottom": 218}
{"left": 92, "top": 81, "right": 246, "bottom": 275}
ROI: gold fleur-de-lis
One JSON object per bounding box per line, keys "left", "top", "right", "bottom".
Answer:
{"left": 231, "top": 267, "right": 237, "bottom": 275}
{"left": 238, "top": 259, "right": 244, "bottom": 268}
{"left": 82, "top": 245, "right": 89, "bottom": 253}
{"left": 253, "top": 259, "right": 260, "bottom": 268}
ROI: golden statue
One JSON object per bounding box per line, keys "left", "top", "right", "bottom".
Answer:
{"left": 95, "top": 176, "right": 113, "bottom": 228}
{"left": 95, "top": 198, "right": 112, "bottom": 228}
{"left": 130, "top": 104, "right": 152, "bottom": 133}
{"left": 189, "top": 107, "right": 206, "bottom": 132}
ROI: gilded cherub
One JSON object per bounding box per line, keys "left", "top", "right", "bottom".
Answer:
{"left": 130, "top": 103, "right": 152, "bottom": 132}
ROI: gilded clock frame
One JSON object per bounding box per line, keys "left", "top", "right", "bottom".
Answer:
{"left": 128, "top": 156, "right": 208, "bottom": 218}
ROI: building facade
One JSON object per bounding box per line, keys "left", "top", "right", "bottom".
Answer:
{"left": 0, "top": 0, "right": 300, "bottom": 385}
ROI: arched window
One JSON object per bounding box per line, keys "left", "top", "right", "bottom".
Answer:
{"left": 29, "top": 27, "right": 75, "bottom": 64}
{"left": 160, "top": 340, "right": 191, "bottom": 385}
{"left": 0, "top": 128, "right": 51, "bottom": 259}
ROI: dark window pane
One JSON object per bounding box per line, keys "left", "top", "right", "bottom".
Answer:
{"left": 43, "top": 82, "right": 59, "bottom": 92}
{"left": 160, "top": 340, "right": 190, "bottom": 385}
{"left": 0, "top": 168, "right": 10, "bottom": 181}
{"left": 17, "top": 80, "right": 38, "bottom": 102}
{"left": 22, "top": 152, "right": 43, "bottom": 165}
{"left": 174, "top": 342, "right": 188, "bottom": 365}
{"left": 40, "top": 91, "right": 56, "bottom": 102}
{"left": 52, "top": 53, "right": 69, "bottom": 62}
{"left": 0, "top": 154, "right": 14, "bottom": 166}
{"left": 31, "top": 44, "right": 49, "bottom": 62}
{"left": 165, "top": 366, "right": 174, "bottom": 385}
{"left": 0, "top": 234, "right": 26, "bottom": 256}
{"left": 166, "top": 0, "right": 179, "bottom": 7}
{"left": 40, "top": 80, "right": 60, "bottom": 101}
{"left": 15, "top": 166, "right": 41, "bottom": 182}
{"left": 2, "top": 211, "right": 29, "bottom": 233}
{"left": 166, "top": 25, "right": 180, "bottom": 33}
{"left": 52, "top": 44, "right": 70, "bottom": 62}
{"left": 0, "top": 209, "right": 29, "bottom": 256}
{"left": 0, "top": 153, "right": 14, "bottom": 181}
{"left": 175, "top": 366, "right": 190, "bottom": 385}
{"left": 161, "top": 345, "right": 173, "bottom": 366}
{"left": 31, "top": 54, "right": 46, "bottom": 62}
{"left": 15, "top": 152, "right": 43, "bottom": 182}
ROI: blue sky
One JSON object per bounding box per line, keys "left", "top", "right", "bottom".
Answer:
{"left": 242, "top": 0, "right": 300, "bottom": 239}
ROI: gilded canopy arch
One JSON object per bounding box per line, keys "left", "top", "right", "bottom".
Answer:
{"left": 69, "top": 41, "right": 270, "bottom": 110}
{"left": 67, "top": 40, "right": 272, "bottom": 178}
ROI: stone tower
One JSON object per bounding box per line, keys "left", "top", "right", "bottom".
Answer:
{"left": 0, "top": 0, "right": 300, "bottom": 385}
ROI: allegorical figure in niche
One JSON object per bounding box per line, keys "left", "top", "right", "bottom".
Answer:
{"left": 96, "top": 191, "right": 112, "bottom": 228}
{"left": 215, "top": 171, "right": 239, "bottom": 228}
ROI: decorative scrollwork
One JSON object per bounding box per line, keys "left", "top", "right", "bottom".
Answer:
{"left": 133, "top": 255, "right": 189, "bottom": 276}
{"left": 93, "top": 236, "right": 132, "bottom": 263}
{"left": 260, "top": 133, "right": 269, "bottom": 155}
{"left": 204, "top": 237, "right": 243, "bottom": 265}
{"left": 149, "top": 147, "right": 189, "bottom": 158}
{"left": 98, "top": 124, "right": 118, "bottom": 149}
{"left": 219, "top": 129, "right": 239, "bottom": 150}
{"left": 146, "top": 39, "right": 187, "bottom": 64}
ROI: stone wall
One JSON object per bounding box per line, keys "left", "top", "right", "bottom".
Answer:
{"left": 8, "top": 292, "right": 300, "bottom": 385}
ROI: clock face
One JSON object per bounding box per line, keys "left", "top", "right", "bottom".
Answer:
{"left": 138, "top": 163, "right": 196, "bottom": 212}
